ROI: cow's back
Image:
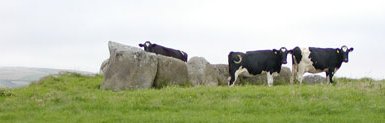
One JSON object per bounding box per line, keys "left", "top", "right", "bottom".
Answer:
{"left": 150, "top": 44, "right": 187, "bottom": 62}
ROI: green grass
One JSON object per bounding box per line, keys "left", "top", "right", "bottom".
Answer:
{"left": 1, "top": 73, "right": 385, "bottom": 123}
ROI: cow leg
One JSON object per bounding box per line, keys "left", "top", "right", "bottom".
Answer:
{"left": 229, "top": 67, "right": 248, "bottom": 87}
{"left": 290, "top": 64, "right": 298, "bottom": 84}
{"left": 228, "top": 74, "right": 238, "bottom": 87}
{"left": 228, "top": 69, "right": 237, "bottom": 87}
{"left": 267, "top": 72, "right": 274, "bottom": 87}
{"left": 296, "top": 69, "right": 305, "bottom": 85}
{"left": 321, "top": 72, "right": 330, "bottom": 84}
{"left": 328, "top": 70, "right": 335, "bottom": 84}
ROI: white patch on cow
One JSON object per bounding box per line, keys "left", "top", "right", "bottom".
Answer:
{"left": 144, "top": 42, "right": 151, "bottom": 47}
{"left": 179, "top": 51, "right": 186, "bottom": 56}
{"left": 298, "top": 48, "right": 325, "bottom": 73}
{"left": 342, "top": 46, "right": 348, "bottom": 52}
{"left": 292, "top": 47, "right": 329, "bottom": 84}
{"left": 233, "top": 55, "right": 242, "bottom": 64}
{"left": 230, "top": 66, "right": 249, "bottom": 86}
{"left": 267, "top": 72, "right": 274, "bottom": 87}
{"left": 281, "top": 48, "right": 286, "bottom": 52}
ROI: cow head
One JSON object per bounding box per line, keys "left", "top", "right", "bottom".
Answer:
{"left": 273, "top": 47, "right": 290, "bottom": 64}
{"left": 228, "top": 52, "right": 244, "bottom": 86}
{"left": 138, "top": 41, "right": 152, "bottom": 51}
{"left": 338, "top": 45, "right": 354, "bottom": 63}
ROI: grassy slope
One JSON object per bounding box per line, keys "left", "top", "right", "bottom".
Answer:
{"left": 1, "top": 73, "right": 385, "bottom": 123}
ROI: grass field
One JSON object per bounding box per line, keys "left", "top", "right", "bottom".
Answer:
{"left": 1, "top": 73, "right": 384, "bottom": 123}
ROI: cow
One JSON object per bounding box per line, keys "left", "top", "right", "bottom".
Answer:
{"left": 290, "top": 45, "right": 354, "bottom": 84}
{"left": 138, "top": 41, "right": 188, "bottom": 62}
{"left": 228, "top": 47, "right": 291, "bottom": 87}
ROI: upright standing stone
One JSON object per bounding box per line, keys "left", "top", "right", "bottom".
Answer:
{"left": 212, "top": 64, "right": 230, "bottom": 86}
{"left": 187, "top": 57, "right": 219, "bottom": 86}
{"left": 153, "top": 55, "right": 190, "bottom": 88}
{"left": 101, "top": 41, "right": 158, "bottom": 91}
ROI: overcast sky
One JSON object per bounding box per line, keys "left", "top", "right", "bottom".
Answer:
{"left": 1, "top": 0, "right": 384, "bottom": 79}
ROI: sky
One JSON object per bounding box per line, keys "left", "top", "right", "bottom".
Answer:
{"left": 1, "top": 0, "right": 385, "bottom": 79}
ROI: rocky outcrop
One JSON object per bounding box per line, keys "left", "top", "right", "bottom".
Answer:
{"left": 153, "top": 55, "right": 189, "bottom": 88}
{"left": 187, "top": 57, "right": 219, "bottom": 86}
{"left": 101, "top": 41, "right": 158, "bottom": 91}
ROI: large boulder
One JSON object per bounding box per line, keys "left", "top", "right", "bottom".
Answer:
{"left": 238, "top": 67, "right": 291, "bottom": 86}
{"left": 212, "top": 64, "right": 230, "bottom": 86}
{"left": 187, "top": 57, "right": 219, "bottom": 86}
{"left": 153, "top": 55, "right": 190, "bottom": 88}
{"left": 303, "top": 75, "right": 326, "bottom": 84}
{"left": 101, "top": 41, "right": 158, "bottom": 91}
{"left": 99, "top": 59, "right": 109, "bottom": 74}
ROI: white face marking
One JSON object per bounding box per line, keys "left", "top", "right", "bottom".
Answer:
{"left": 145, "top": 42, "right": 151, "bottom": 47}
{"left": 281, "top": 48, "right": 286, "bottom": 52}
{"left": 342, "top": 47, "right": 348, "bottom": 52}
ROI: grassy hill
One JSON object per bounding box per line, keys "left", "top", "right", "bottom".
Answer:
{"left": 1, "top": 73, "right": 384, "bottom": 122}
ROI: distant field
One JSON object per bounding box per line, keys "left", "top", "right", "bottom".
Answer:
{"left": 1, "top": 73, "right": 384, "bottom": 123}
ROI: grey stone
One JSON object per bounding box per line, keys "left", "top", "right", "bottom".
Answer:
{"left": 153, "top": 55, "right": 190, "bottom": 88}
{"left": 303, "top": 75, "right": 326, "bottom": 84}
{"left": 101, "top": 41, "right": 158, "bottom": 91}
{"left": 99, "top": 59, "right": 109, "bottom": 74}
{"left": 212, "top": 64, "right": 230, "bottom": 86}
{"left": 187, "top": 57, "right": 219, "bottom": 86}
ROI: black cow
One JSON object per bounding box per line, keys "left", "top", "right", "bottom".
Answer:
{"left": 138, "top": 41, "right": 188, "bottom": 62}
{"left": 228, "top": 47, "right": 291, "bottom": 87}
{"left": 290, "top": 45, "right": 354, "bottom": 84}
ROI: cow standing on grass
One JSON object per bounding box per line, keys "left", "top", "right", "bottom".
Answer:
{"left": 290, "top": 45, "right": 354, "bottom": 84}
{"left": 228, "top": 47, "right": 291, "bottom": 87}
{"left": 139, "top": 41, "right": 188, "bottom": 62}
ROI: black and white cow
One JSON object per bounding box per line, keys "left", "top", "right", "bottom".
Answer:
{"left": 290, "top": 45, "right": 354, "bottom": 84}
{"left": 139, "top": 41, "right": 188, "bottom": 62}
{"left": 228, "top": 47, "right": 291, "bottom": 87}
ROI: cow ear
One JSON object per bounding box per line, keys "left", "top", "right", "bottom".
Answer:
{"left": 139, "top": 44, "right": 144, "bottom": 47}
{"left": 336, "top": 49, "right": 340, "bottom": 54}
{"left": 273, "top": 49, "right": 278, "bottom": 54}
{"left": 349, "top": 48, "right": 354, "bottom": 52}
{"left": 288, "top": 50, "right": 293, "bottom": 54}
